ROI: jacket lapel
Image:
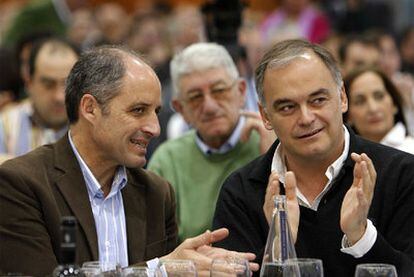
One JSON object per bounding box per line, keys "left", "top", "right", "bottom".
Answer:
{"left": 122, "top": 171, "right": 147, "bottom": 264}
{"left": 53, "top": 135, "right": 99, "bottom": 260}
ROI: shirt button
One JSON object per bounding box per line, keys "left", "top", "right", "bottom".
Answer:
{"left": 105, "top": 241, "right": 110, "bottom": 247}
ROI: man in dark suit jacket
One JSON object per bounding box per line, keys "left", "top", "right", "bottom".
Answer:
{"left": 213, "top": 39, "right": 414, "bottom": 276}
{"left": 0, "top": 45, "right": 258, "bottom": 276}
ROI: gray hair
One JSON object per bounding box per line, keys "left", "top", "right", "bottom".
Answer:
{"left": 65, "top": 45, "right": 143, "bottom": 123}
{"left": 255, "top": 39, "right": 343, "bottom": 105}
{"left": 170, "top": 42, "right": 239, "bottom": 98}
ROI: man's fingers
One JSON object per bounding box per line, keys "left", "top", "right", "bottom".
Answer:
{"left": 361, "top": 153, "right": 376, "bottom": 183}
{"left": 240, "top": 120, "right": 254, "bottom": 143}
{"left": 285, "top": 171, "right": 297, "bottom": 200}
{"left": 209, "top": 228, "right": 229, "bottom": 244}
{"left": 181, "top": 230, "right": 214, "bottom": 249}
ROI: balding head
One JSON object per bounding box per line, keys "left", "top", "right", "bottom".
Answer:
{"left": 65, "top": 45, "right": 156, "bottom": 123}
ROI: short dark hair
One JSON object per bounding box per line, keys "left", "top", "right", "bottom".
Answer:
{"left": 0, "top": 47, "right": 19, "bottom": 100}
{"left": 65, "top": 45, "right": 142, "bottom": 123}
{"left": 338, "top": 33, "right": 379, "bottom": 63}
{"left": 343, "top": 66, "right": 407, "bottom": 130}
{"left": 255, "top": 39, "right": 342, "bottom": 105}
{"left": 28, "top": 37, "right": 80, "bottom": 77}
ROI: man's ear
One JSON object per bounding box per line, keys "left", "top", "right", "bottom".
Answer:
{"left": 79, "top": 94, "right": 99, "bottom": 123}
{"left": 340, "top": 85, "right": 348, "bottom": 113}
{"left": 172, "top": 99, "right": 192, "bottom": 124}
{"left": 171, "top": 99, "right": 183, "bottom": 114}
{"left": 259, "top": 103, "right": 273, "bottom": 131}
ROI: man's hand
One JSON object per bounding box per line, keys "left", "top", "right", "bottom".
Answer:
{"left": 340, "top": 153, "right": 377, "bottom": 245}
{"left": 263, "top": 171, "right": 300, "bottom": 242}
{"left": 240, "top": 110, "right": 276, "bottom": 154}
{"left": 161, "top": 228, "right": 258, "bottom": 276}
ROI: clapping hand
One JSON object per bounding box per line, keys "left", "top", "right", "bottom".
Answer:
{"left": 340, "top": 153, "right": 377, "bottom": 245}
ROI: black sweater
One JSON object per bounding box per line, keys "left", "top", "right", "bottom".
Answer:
{"left": 213, "top": 129, "right": 414, "bottom": 277}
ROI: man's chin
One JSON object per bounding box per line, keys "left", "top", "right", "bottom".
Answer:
{"left": 124, "top": 156, "right": 147, "bottom": 169}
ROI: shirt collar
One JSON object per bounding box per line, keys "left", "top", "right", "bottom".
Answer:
{"left": 68, "top": 131, "right": 127, "bottom": 200}
{"left": 380, "top": 122, "right": 407, "bottom": 147}
{"left": 195, "top": 116, "right": 245, "bottom": 155}
{"left": 271, "top": 125, "right": 350, "bottom": 208}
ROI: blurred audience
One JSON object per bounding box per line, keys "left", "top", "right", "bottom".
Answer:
{"left": 344, "top": 67, "right": 414, "bottom": 154}
{"left": 66, "top": 8, "right": 100, "bottom": 50}
{"left": 3, "top": 0, "right": 88, "bottom": 47}
{"left": 339, "top": 33, "right": 380, "bottom": 75}
{"left": 148, "top": 42, "right": 274, "bottom": 242}
{"left": 127, "top": 10, "right": 172, "bottom": 83}
{"left": 260, "top": 0, "right": 331, "bottom": 47}
{"left": 238, "top": 21, "right": 266, "bottom": 112}
{"left": 0, "top": 37, "right": 79, "bottom": 162}
{"left": 0, "top": 47, "right": 19, "bottom": 110}
{"left": 168, "top": 4, "right": 206, "bottom": 53}
{"left": 400, "top": 26, "right": 414, "bottom": 75}
{"left": 376, "top": 31, "right": 414, "bottom": 135}
{"left": 93, "top": 2, "right": 131, "bottom": 45}
{"left": 326, "top": 0, "right": 393, "bottom": 34}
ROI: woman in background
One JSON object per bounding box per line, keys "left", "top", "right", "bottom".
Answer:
{"left": 344, "top": 67, "right": 414, "bottom": 154}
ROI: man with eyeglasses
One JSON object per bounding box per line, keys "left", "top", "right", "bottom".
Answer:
{"left": 148, "top": 42, "right": 275, "bottom": 242}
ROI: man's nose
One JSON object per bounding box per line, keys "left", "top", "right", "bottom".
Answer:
{"left": 298, "top": 106, "right": 316, "bottom": 125}
{"left": 55, "top": 83, "right": 66, "bottom": 103}
{"left": 200, "top": 93, "right": 219, "bottom": 113}
{"left": 143, "top": 112, "right": 161, "bottom": 138}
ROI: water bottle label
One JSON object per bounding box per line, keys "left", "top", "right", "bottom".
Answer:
{"left": 279, "top": 210, "right": 288, "bottom": 260}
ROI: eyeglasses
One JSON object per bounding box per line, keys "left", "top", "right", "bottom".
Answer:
{"left": 182, "top": 80, "right": 238, "bottom": 108}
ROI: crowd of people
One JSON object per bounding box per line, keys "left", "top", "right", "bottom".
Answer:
{"left": 0, "top": 0, "right": 414, "bottom": 276}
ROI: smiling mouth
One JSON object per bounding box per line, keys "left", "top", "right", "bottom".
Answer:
{"left": 297, "top": 128, "right": 323, "bottom": 139}
{"left": 130, "top": 138, "right": 148, "bottom": 150}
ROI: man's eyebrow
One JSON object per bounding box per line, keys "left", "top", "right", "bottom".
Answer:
{"left": 185, "top": 80, "right": 227, "bottom": 94}
{"left": 309, "top": 88, "right": 330, "bottom": 97}
{"left": 272, "top": 88, "right": 331, "bottom": 107}
{"left": 273, "top": 98, "right": 293, "bottom": 107}
{"left": 39, "top": 76, "right": 57, "bottom": 82}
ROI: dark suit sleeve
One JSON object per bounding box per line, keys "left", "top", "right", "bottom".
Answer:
{"left": 0, "top": 165, "right": 58, "bottom": 276}
{"left": 212, "top": 172, "right": 267, "bottom": 264}
{"left": 165, "top": 182, "right": 178, "bottom": 254}
{"left": 358, "top": 161, "right": 414, "bottom": 277}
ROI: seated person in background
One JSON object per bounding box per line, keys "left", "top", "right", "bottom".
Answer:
{"left": 376, "top": 31, "right": 414, "bottom": 136}
{"left": 338, "top": 33, "right": 380, "bottom": 76}
{"left": 344, "top": 67, "right": 414, "bottom": 154}
{"left": 0, "top": 45, "right": 258, "bottom": 276}
{"left": 148, "top": 42, "right": 275, "bottom": 242}
{"left": 0, "top": 37, "right": 79, "bottom": 162}
{"left": 213, "top": 39, "right": 414, "bottom": 277}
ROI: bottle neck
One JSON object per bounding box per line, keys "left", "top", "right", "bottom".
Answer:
{"left": 273, "top": 195, "right": 287, "bottom": 211}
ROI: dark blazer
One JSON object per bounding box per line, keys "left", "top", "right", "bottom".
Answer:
{"left": 213, "top": 127, "right": 414, "bottom": 277}
{"left": 0, "top": 135, "right": 178, "bottom": 276}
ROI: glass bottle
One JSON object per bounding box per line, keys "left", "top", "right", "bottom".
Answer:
{"left": 53, "top": 216, "right": 82, "bottom": 276}
{"left": 260, "top": 195, "right": 297, "bottom": 277}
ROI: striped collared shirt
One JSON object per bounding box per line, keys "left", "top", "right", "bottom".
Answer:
{"left": 68, "top": 132, "right": 129, "bottom": 268}
{"left": 0, "top": 100, "right": 67, "bottom": 157}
